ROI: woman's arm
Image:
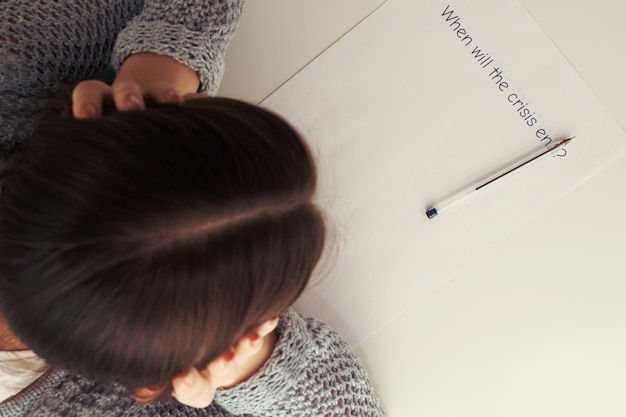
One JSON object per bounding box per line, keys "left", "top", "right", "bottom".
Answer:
{"left": 73, "top": 0, "right": 245, "bottom": 118}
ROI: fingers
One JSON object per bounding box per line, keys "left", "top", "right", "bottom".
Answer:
{"left": 72, "top": 79, "right": 144, "bottom": 118}
{"left": 72, "top": 79, "right": 186, "bottom": 119}
{"left": 72, "top": 80, "right": 111, "bottom": 118}
{"left": 208, "top": 347, "right": 256, "bottom": 391}
{"left": 172, "top": 350, "right": 238, "bottom": 409}
{"left": 143, "top": 82, "right": 185, "bottom": 105}
{"left": 171, "top": 321, "right": 279, "bottom": 409}
{"left": 172, "top": 367, "right": 217, "bottom": 409}
{"left": 182, "top": 92, "right": 210, "bottom": 102}
{"left": 232, "top": 332, "right": 263, "bottom": 361}
{"left": 111, "top": 80, "right": 145, "bottom": 111}
{"left": 229, "top": 318, "right": 279, "bottom": 364}
{"left": 172, "top": 349, "right": 238, "bottom": 408}
{"left": 257, "top": 317, "right": 279, "bottom": 337}
{"left": 112, "top": 81, "right": 185, "bottom": 109}
{"left": 206, "top": 350, "right": 236, "bottom": 377}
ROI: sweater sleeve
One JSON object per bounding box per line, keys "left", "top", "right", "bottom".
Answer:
{"left": 110, "top": 0, "right": 245, "bottom": 95}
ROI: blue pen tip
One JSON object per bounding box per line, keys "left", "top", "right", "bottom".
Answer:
{"left": 426, "top": 208, "right": 438, "bottom": 219}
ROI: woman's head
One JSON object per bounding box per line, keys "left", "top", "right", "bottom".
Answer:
{"left": 0, "top": 98, "right": 325, "bottom": 400}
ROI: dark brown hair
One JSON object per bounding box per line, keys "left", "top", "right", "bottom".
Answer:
{"left": 0, "top": 98, "right": 325, "bottom": 401}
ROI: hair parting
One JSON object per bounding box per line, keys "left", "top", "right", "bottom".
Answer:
{"left": 0, "top": 98, "right": 326, "bottom": 402}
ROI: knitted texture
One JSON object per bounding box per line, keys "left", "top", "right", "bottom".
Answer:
{"left": 214, "top": 309, "right": 387, "bottom": 416}
{"left": 0, "top": 0, "right": 244, "bottom": 175}
{"left": 0, "top": 309, "right": 388, "bottom": 417}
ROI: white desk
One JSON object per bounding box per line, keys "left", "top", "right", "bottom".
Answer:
{"left": 219, "top": 1, "right": 626, "bottom": 415}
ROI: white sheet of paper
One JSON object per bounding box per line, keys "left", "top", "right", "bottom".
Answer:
{"left": 261, "top": 0, "right": 626, "bottom": 344}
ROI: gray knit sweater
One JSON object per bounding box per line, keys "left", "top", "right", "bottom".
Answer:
{"left": 0, "top": 309, "right": 387, "bottom": 417}
{"left": 0, "top": 0, "right": 245, "bottom": 175}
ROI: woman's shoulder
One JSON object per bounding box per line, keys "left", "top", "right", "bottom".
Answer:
{"left": 281, "top": 308, "right": 368, "bottom": 376}
{"left": 0, "top": 368, "right": 228, "bottom": 417}
{"left": 280, "top": 308, "right": 354, "bottom": 357}
{"left": 275, "top": 308, "right": 388, "bottom": 416}
{"left": 0, "top": 368, "right": 138, "bottom": 417}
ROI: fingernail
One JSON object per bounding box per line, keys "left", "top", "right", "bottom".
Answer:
{"left": 223, "top": 350, "right": 235, "bottom": 361}
{"left": 164, "top": 90, "right": 183, "bottom": 103}
{"left": 125, "top": 94, "right": 143, "bottom": 109}
{"left": 81, "top": 104, "right": 96, "bottom": 118}
{"left": 249, "top": 332, "right": 260, "bottom": 342}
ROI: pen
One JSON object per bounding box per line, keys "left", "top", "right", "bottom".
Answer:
{"left": 425, "top": 137, "right": 573, "bottom": 219}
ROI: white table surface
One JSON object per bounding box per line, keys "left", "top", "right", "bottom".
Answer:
{"left": 218, "top": 1, "right": 626, "bottom": 415}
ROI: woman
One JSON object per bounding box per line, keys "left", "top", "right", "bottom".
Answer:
{"left": 0, "top": 98, "right": 387, "bottom": 416}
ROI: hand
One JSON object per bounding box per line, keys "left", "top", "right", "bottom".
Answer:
{"left": 72, "top": 52, "right": 201, "bottom": 118}
{"left": 72, "top": 80, "right": 186, "bottom": 118}
{"left": 171, "top": 318, "right": 279, "bottom": 408}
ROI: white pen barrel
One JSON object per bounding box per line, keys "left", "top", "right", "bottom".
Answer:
{"left": 426, "top": 185, "right": 477, "bottom": 218}
{"left": 425, "top": 138, "right": 572, "bottom": 219}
